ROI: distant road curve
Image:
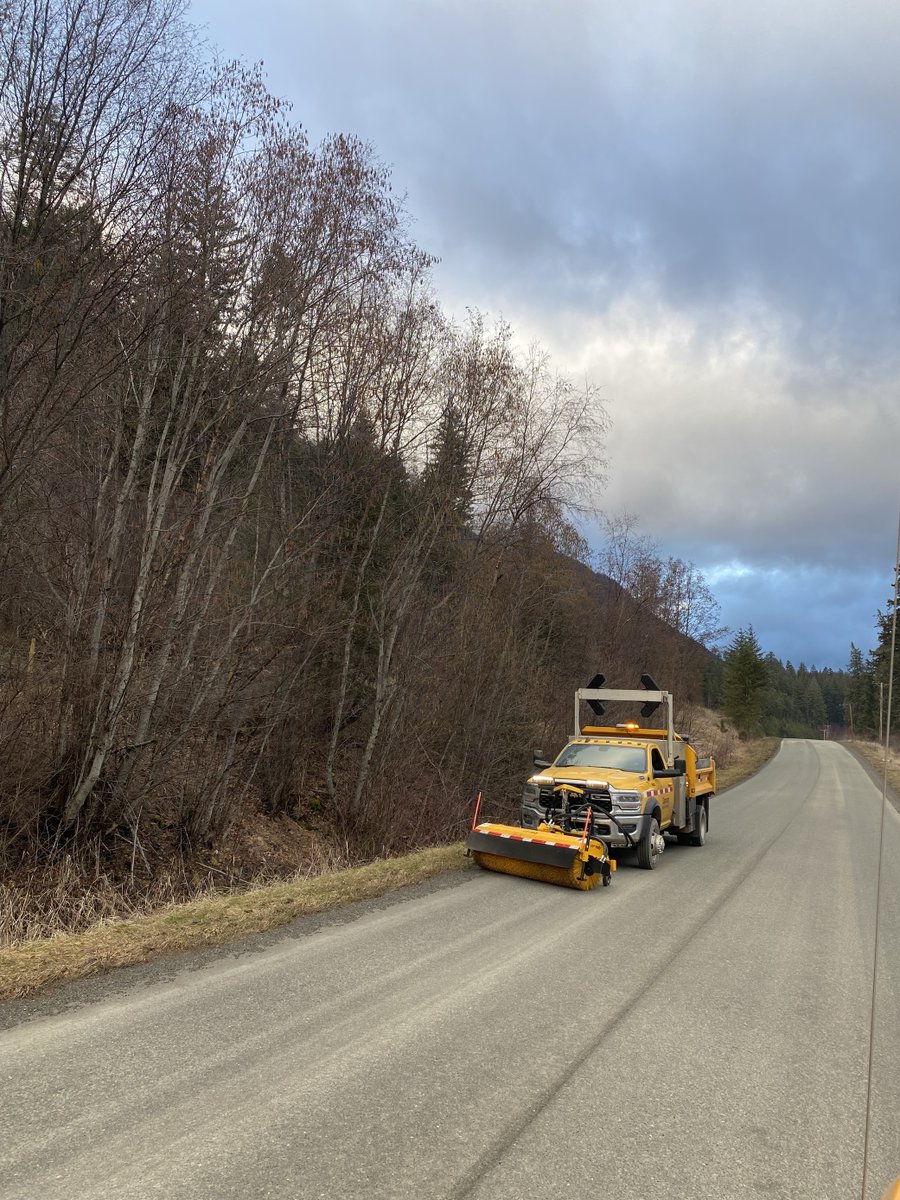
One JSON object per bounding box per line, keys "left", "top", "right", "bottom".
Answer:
{"left": 1, "top": 740, "right": 898, "bottom": 1200}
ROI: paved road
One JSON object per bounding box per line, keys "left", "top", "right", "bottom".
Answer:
{"left": 2, "top": 740, "right": 899, "bottom": 1199}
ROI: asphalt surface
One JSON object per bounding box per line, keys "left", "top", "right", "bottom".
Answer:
{"left": 1, "top": 740, "right": 898, "bottom": 1200}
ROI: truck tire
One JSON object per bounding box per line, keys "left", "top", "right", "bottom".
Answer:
{"left": 637, "top": 816, "right": 663, "bottom": 869}
{"left": 690, "top": 805, "right": 708, "bottom": 847}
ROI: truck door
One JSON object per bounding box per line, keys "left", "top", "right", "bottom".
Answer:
{"left": 650, "top": 747, "right": 674, "bottom": 823}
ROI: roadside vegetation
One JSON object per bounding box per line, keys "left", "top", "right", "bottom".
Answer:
{"left": 0, "top": 846, "right": 462, "bottom": 1002}
{"left": 1, "top": 1, "right": 726, "bottom": 954}
{"left": 710, "top": 733, "right": 781, "bottom": 791}
{"left": 849, "top": 741, "right": 900, "bottom": 805}
{"left": 0, "top": 731, "right": 778, "bottom": 1002}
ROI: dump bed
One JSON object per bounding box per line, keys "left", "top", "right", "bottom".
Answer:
{"left": 687, "top": 745, "right": 716, "bottom": 798}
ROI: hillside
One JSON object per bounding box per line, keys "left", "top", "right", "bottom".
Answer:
{"left": 0, "top": 1, "right": 725, "bottom": 939}
{"left": 1, "top": 534, "right": 724, "bottom": 940}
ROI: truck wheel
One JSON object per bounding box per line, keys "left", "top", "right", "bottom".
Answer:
{"left": 637, "top": 816, "right": 663, "bottom": 869}
{"left": 691, "top": 806, "right": 708, "bottom": 847}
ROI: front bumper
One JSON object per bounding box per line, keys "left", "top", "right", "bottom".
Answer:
{"left": 520, "top": 803, "right": 652, "bottom": 848}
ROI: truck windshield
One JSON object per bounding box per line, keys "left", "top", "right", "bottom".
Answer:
{"left": 553, "top": 744, "right": 647, "bottom": 773}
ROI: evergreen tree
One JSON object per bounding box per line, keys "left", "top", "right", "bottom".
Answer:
{"left": 702, "top": 654, "right": 724, "bottom": 709}
{"left": 869, "top": 582, "right": 900, "bottom": 735}
{"left": 803, "top": 678, "right": 827, "bottom": 732}
{"left": 846, "top": 642, "right": 875, "bottom": 735}
{"left": 819, "top": 669, "right": 845, "bottom": 726}
{"left": 421, "top": 401, "right": 474, "bottom": 526}
{"left": 722, "top": 626, "right": 767, "bottom": 734}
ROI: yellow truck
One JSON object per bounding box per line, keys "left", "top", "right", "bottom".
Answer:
{"left": 519, "top": 678, "right": 716, "bottom": 869}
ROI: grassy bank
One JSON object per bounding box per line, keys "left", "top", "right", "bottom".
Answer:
{"left": 715, "top": 737, "right": 781, "bottom": 790}
{"left": 1, "top": 735, "right": 781, "bottom": 1003}
{"left": 849, "top": 739, "right": 900, "bottom": 805}
{"left": 0, "top": 846, "right": 466, "bottom": 1002}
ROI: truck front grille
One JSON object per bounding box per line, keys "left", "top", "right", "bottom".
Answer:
{"left": 537, "top": 784, "right": 612, "bottom": 813}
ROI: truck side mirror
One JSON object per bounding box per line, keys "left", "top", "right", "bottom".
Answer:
{"left": 655, "top": 759, "right": 685, "bottom": 778}
{"left": 533, "top": 755, "right": 551, "bottom": 769}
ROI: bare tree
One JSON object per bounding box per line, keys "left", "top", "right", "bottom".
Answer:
{"left": 1, "top": 4, "right": 697, "bottom": 893}
{"left": 0, "top": 0, "right": 195, "bottom": 510}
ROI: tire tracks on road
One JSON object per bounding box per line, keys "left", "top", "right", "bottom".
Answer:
{"left": 448, "top": 744, "right": 823, "bottom": 1199}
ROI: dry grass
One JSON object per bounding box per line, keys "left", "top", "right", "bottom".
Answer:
{"left": 848, "top": 739, "right": 900, "bottom": 803}
{"left": 679, "top": 706, "right": 780, "bottom": 790}
{"left": 1, "top": 859, "right": 217, "bottom": 948}
{"left": 715, "top": 736, "right": 781, "bottom": 790}
{"left": 0, "top": 838, "right": 353, "bottom": 949}
{"left": 0, "top": 845, "right": 468, "bottom": 1001}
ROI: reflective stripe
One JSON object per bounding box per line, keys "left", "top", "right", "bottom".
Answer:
{"left": 481, "top": 828, "right": 572, "bottom": 848}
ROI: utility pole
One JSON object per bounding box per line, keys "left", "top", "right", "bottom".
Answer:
{"left": 879, "top": 681, "right": 884, "bottom": 743}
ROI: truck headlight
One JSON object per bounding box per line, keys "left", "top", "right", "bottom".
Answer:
{"left": 613, "top": 792, "right": 642, "bottom": 814}
{"left": 522, "top": 783, "right": 541, "bottom": 803}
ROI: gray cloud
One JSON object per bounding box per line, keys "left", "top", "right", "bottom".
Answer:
{"left": 191, "top": 0, "right": 900, "bottom": 666}
{"left": 195, "top": 1, "right": 900, "bottom": 351}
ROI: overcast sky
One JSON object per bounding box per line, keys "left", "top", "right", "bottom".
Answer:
{"left": 190, "top": 0, "right": 899, "bottom": 669}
